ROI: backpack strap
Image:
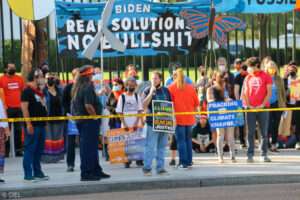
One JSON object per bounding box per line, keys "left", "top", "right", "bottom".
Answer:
{"left": 121, "top": 94, "right": 125, "bottom": 113}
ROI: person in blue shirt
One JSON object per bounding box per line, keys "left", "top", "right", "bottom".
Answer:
{"left": 165, "top": 62, "right": 193, "bottom": 87}
{"left": 265, "top": 61, "right": 286, "bottom": 152}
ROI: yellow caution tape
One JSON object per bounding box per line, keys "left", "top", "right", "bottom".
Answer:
{"left": 1, "top": 107, "right": 300, "bottom": 123}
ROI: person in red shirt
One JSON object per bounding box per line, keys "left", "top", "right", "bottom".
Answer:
{"left": 241, "top": 57, "right": 272, "bottom": 163}
{"left": 168, "top": 68, "right": 200, "bottom": 169}
{"left": 0, "top": 63, "right": 25, "bottom": 157}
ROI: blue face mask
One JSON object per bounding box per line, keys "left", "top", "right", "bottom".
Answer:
{"left": 112, "top": 85, "right": 121, "bottom": 91}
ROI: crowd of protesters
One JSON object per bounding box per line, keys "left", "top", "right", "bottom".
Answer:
{"left": 0, "top": 56, "right": 299, "bottom": 182}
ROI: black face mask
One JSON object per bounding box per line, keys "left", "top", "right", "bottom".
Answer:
{"left": 8, "top": 69, "right": 16, "bottom": 75}
{"left": 47, "top": 79, "right": 55, "bottom": 87}
{"left": 290, "top": 71, "right": 297, "bottom": 77}
{"left": 55, "top": 79, "right": 60, "bottom": 86}
{"left": 127, "top": 87, "right": 135, "bottom": 93}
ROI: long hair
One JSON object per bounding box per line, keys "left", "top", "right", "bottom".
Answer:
{"left": 175, "top": 68, "right": 185, "bottom": 89}
{"left": 71, "top": 75, "right": 91, "bottom": 98}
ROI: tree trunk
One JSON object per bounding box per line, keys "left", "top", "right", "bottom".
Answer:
{"left": 258, "top": 14, "right": 268, "bottom": 60}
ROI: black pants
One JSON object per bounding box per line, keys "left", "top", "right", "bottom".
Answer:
{"left": 66, "top": 135, "right": 77, "bottom": 167}
{"left": 268, "top": 102, "right": 282, "bottom": 145}
{"left": 292, "top": 101, "right": 300, "bottom": 143}
{"left": 5, "top": 107, "right": 23, "bottom": 156}
{"left": 77, "top": 120, "right": 103, "bottom": 178}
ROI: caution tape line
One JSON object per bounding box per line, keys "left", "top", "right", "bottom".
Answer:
{"left": 0, "top": 107, "right": 299, "bottom": 123}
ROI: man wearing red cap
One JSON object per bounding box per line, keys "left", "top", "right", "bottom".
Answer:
{"left": 71, "top": 65, "right": 110, "bottom": 181}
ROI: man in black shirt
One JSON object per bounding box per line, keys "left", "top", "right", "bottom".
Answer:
{"left": 192, "top": 115, "right": 215, "bottom": 153}
{"left": 71, "top": 65, "right": 110, "bottom": 181}
{"left": 21, "top": 68, "right": 49, "bottom": 182}
{"left": 234, "top": 63, "right": 248, "bottom": 148}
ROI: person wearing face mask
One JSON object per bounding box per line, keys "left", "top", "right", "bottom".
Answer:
{"left": 107, "top": 78, "right": 125, "bottom": 130}
{"left": 284, "top": 61, "right": 300, "bottom": 150}
{"left": 71, "top": 65, "right": 110, "bottom": 181}
{"left": 234, "top": 63, "right": 248, "bottom": 149}
{"left": 0, "top": 63, "right": 25, "bottom": 157}
{"left": 21, "top": 68, "right": 49, "bottom": 182}
{"left": 241, "top": 57, "right": 272, "bottom": 163}
{"left": 207, "top": 72, "right": 236, "bottom": 163}
{"left": 42, "top": 74, "right": 65, "bottom": 163}
{"left": 233, "top": 58, "right": 243, "bottom": 77}
{"left": 264, "top": 61, "right": 286, "bottom": 152}
{"left": 116, "top": 77, "right": 144, "bottom": 168}
{"left": 217, "top": 57, "right": 235, "bottom": 99}
{"left": 141, "top": 71, "right": 172, "bottom": 176}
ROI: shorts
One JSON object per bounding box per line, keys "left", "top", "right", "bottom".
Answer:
{"left": 170, "top": 134, "right": 177, "bottom": 150}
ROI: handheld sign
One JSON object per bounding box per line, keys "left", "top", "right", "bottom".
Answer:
{"left": 152, "top": 100, "right": 175, "bottom": 133}
{"left": 208, "top": 100, "right": 244, "bottom": 129}
{"left": 107, "top": 128, "right": 145, "bottom": 164}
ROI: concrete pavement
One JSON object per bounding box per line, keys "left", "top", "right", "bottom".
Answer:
{"left": 1, "top": 149, "right": 300, "bottom": 198}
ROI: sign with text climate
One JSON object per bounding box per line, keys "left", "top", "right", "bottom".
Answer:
{"left": 55, "top": 0, "right": 209, "bottom": 58}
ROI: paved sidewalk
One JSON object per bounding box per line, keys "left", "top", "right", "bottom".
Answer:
{"left": 1, "top": 150, "right": 300, "bottom": 198}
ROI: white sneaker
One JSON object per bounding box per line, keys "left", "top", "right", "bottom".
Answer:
{"left": 295, "top": 143, "right": 300, "bottom": 150}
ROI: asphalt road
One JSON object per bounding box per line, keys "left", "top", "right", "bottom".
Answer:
{"left": 23, "top": 183, "right": 300, "bottom": 200}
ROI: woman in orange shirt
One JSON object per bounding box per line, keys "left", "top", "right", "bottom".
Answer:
{"left": 168, "top": 69, "right": 200, "bottom": 169}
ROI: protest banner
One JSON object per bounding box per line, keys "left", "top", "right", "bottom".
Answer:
{"left": 107, "top": 127, "right": 145, "bottom": 164}
{"left": 152, "top": 100, "right": 175, "bottom": 133}
{"left": 208, "top": 100, "right": 244, "bottom": 129}
{"left": 214, "top": 0, "right": 296, "bottom": 13}
{"left": 55, "top": 0, "right": 209, "bottom": 58}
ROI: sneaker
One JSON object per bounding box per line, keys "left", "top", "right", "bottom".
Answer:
{"left": 157, "top": 169, "right": 169, "bottom": 175}
{"left": 34, "top": 174, "right": 50, "bottom": 181}
{"left": 125, "top": 162, "right": 131, "bottom": 168}
{"left": 98, "top": 171, "right": 111, "bottom": 179}
{"left": 136, "top": 160, "right": 144, "bottom": 167}
{"left": 24, "top": 177, "right": 37, "bottom": 183}
{"left": 231, "top": 157, "right": 237, "bottom": 163}
{"left": 67, "top": 166, "right": 74, "bottom": 172}
{"left": 218, "top": 158, "right": 224, "bottom": 164}
{"left": 261, "top": 156, "right": 272, "bottom": 163}
{"left": 295, "top": 142, "right": 300, "bottom": 150}
{"left": 177, "top": 164, "right": 188, "bottom": 169}
{"left": 80, "top": 176, "right": 101, "bottom": 182}
{"left": 169, "top": 159, "right": 176, "bottom": 166}
{"left": 143, "top": 169, "right": 152, "bottom": 176}
{"left": 247, "top": 157, "right": 254, "bottom": 163}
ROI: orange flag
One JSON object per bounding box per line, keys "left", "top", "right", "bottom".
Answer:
{"left": 296, "top": 0, "right": 300, "bottom": 11}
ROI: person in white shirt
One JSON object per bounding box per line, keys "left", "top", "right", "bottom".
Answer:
{"left": 116, "top": 77, "right": 144, "bottom": 168}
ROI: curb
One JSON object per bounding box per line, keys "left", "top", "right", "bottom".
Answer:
{"left": 2, "top": 174, "right": 300, "bottom": 198}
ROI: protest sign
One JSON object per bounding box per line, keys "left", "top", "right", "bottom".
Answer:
{"left": 107, "top": 127, "right": 145, "bottom": 164}
{"left": 208, "top": 100, "right": 244, "bottom": 129}
{"left": 152, "top": 100, "right": 175, "bottom": 133}
{"left": 290, "top": 79, "right": 300, "bottom": 104}
{"left": 55, "top": 0, "right": 209, "bottom": 58}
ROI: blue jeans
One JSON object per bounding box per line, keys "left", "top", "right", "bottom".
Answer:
{"left": 23, "top": 126, "right": 46, "bottom": 179}
{"left": 175, "top": 125, "right": 193, "bottom": 167}
{"left": 143, "top": 125, "right": 168, "bottom": 171}
{"left": 77, "top": 120, "right": 103, "bottom": 178}
{"left": 246, "top": 111, "right": 269, "bottom": 158}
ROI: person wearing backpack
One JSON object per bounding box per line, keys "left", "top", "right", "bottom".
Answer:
{"left": 116, "top": 77, "right": 144, "bottom": 168}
